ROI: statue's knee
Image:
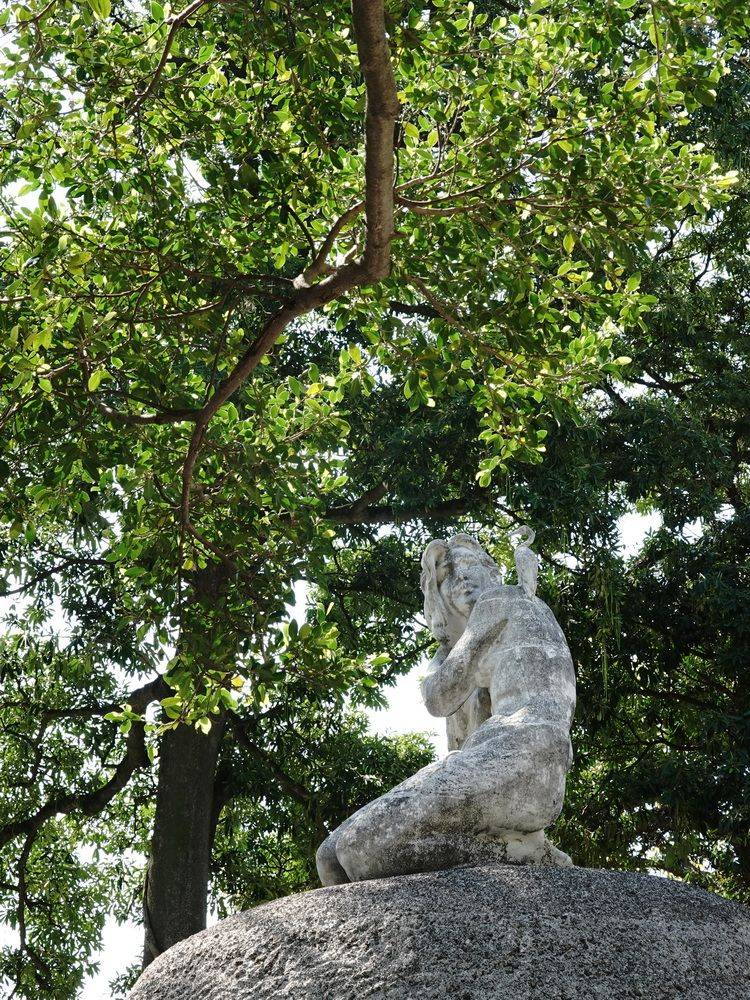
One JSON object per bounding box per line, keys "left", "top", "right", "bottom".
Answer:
{"left": 334, "top": 818, "right": 379, "bottom": 882}
{"left": 316, "top": 834, "right": 349, "bottom": 887}
{"left": 335, "top": 809, "right": 410, "bottom": 883}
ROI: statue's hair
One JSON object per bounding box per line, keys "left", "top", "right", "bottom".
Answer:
{"left": 420, "top": 534, "right": 502, "bottom": 590}
{"left": 446, "top": 533, "right": 504, "bottom": 579}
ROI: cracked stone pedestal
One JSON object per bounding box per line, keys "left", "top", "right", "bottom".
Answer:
{"left": 130, "top": 864, "right": 750, "bottom": 1000}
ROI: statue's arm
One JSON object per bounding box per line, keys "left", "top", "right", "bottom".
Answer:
{"left": 420, "top": 629, "right": 479, "bottom": 718}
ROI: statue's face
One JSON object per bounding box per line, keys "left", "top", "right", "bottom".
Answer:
{"left": 422, "top": 537, "right": 501, "bottom": 647}
{"left": 442, "top": 547, "right": 491, "bottom": 621}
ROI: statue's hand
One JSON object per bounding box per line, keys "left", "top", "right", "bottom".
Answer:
{"left": 432, "top": 622, "right": 450, "bottom": 645}
{"left": 431, "top": 609, "right": 468, "bottom": 648}
{"left": 422, "top": 642, "right": 448, "bottom": 682}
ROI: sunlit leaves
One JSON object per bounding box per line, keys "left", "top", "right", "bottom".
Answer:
{"left": 86, "top": 0, "right": 111, "bottom": 19}
{"left": 86, "top": 369, "right": 108, "bottom": 391}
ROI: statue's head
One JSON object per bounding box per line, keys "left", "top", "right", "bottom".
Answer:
{"left": 420, "top": 534, "right": 503, "bottom": 645}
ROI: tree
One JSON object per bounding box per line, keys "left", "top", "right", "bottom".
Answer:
{"left": 0, "top": 0, "right": 744, "bottom": 994}
{"left": 0, "top": 629, "right": 434, "bottom": 994}
{"left": 476, "top": 56, "right": 750, "bottom": 902}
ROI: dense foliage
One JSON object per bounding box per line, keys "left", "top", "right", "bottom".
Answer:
{"left": 0, "top": 0, "right": 748, "bottom": 995}
{"left": 533, "top": 61, "right": 750, "bottom": 903}
{"left": 0, "top": 0, "right": 739, "bottom": 720}
{"left": 320, "top": 58, "right": 750, "bottom": 904}
{"left": 0, "top": 633, "right": 433, "bottom": 994}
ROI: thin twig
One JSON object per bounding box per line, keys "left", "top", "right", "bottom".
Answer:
{"left": 131, "top": 0, "right": 216, "bottom": 113}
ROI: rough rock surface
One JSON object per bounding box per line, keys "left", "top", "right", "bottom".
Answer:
{"left": 130, "top": 864, "right": 750, "bottom": 1000}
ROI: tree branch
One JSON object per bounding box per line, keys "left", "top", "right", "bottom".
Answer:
{"left": 0, "top": 720, "right": 150, "bottom": 849}
{"left": 345, "top": 482, "right": 390, "bottom": 512}
{"left": 79, "top": 348, "right": 201, "bottom": 426}
{"left": 0, "top": 677, "right": 168, "bottom": 849}
{"left": 405, "top": 273, "right": 475, "bottom": 338}
{"left": 230, "top": 717, "right": 312, "bottom": 805}
{"left": 0, "top": 675, "right": 169, "bottom": 722}
{"left": 388, "top": 299, "right": 439, "bottom": 320}
{"left": 326, "top": 491, "right": 488, "bottom": 525}
{"left": 13, "top": 833, "right": 54, "bottom": 996}
{"left": 179, "top": 0, "right": 399, "bottom": 531}
{"left": 131, "top": 0, "right": 216, "bottom": 112}
{"left": 0, "top": 555, "right": 109, "bottom": 597}
{"left": 352, "top": 0, "right": 400, "bottom": 281}
{"left": 295, "top": 200, "right": 365, "bottom": 288}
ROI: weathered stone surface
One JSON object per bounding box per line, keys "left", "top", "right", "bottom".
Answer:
{"left": 317, "top": 533, "right": 577, "bottom": 886}
{"left": 130, "top": 864, "right": 750, "bottom": 1000}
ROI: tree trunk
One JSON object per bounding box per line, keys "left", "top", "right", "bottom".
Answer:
{"left": 142, "top": 714, "right": 225, "bottom": 967}
{"left": 142, "top": 562, "right": 233, "bottom": 968}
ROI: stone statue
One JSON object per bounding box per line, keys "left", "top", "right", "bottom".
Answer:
{"left": 316, "top": 532, "right": 576, "bottom": 886}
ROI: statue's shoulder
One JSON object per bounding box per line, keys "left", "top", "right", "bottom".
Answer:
{"left": 469, "top": 585, "right": 520, "bottom": 622}
{"left": 479, "top": 584, "right": 570, "bottom": 648}
{"left": 473, "top": 585, "right": 556, "bottom": 620}
{"left": 475, "top": 584, "right": 520, "bottom": 606}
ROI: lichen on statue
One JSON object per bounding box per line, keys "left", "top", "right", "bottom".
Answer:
{"left": 316, "top": 533, "right": 576, "bottom": 886}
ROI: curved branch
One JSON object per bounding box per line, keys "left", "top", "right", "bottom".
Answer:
{"left": 79, "top": 348, "right": 201, "bottom": 426}
{"left": 90, "top": 398, "right": 201, "bottom": 426}
{"left": 0, "top": 677, "right": 168, "bottom": 849}
{"left": 0, "top": 555, "right": 109, "bottom": 597}
{"left": 0, "top": 676, "right": 169, "bottom": 722}
{"left": 0, "top": 721, "right": 150, "bottom": 849}
{"left": 180, "top": 0, "right": 399, "bottom": 530}
{"left": 326, "top": 490, "right": 489, "bottom": 525}
{"left": 295, "top": 200, "right": 364, "bottom": 288}
{"left": 230, "top": 717, "right": 311, "bottom": 805}
{"left": 131, "top": 0, "right": 216, "bottom": 112}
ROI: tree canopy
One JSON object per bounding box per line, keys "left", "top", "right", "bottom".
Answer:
{"left": 0, "top": 0, "right": 740, "bottom": 721}
{"left": 520, "top": 58, "right": 750, "bottom": 903}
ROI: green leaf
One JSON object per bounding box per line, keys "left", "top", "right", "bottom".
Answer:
{"left": 715, "top": 172, "right": 739, "bottom": 189}
{"left": 625, "top": 273, "right": 642, "bottom": 293}
{"left": 694, "top": 85, "right": 717, "bottom": 107}
{"left": 87, "top": 0, "right": 112, "bottom": 18}
{"left": 87, "top": 369, "right": 108, "bottom": 391}
{"left": 68, "top": 251, "right": 93, "bottom": 270}
{"left": 28, "top": 211, "right": 44, "bottom": 239}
